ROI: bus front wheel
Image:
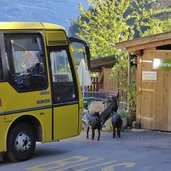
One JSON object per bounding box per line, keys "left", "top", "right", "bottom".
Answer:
{"left": 7, "top": 123, "right": 36, "bottom": 162}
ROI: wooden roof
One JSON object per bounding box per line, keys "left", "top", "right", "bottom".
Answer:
{"left": 90, "top": 55, "right": 116, "bottom": 72}
{"left": 115, "top": 31, "right": 171, "bottom": 52}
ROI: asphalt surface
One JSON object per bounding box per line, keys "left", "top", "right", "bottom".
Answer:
{"left": 0, "top": 129, "right": 171, "bottom": 171}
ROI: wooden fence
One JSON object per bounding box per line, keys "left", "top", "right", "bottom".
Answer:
{"left": 87, "top": 77, "right": 99, "bottom": 91}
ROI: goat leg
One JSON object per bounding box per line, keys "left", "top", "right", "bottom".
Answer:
{"left": 117, "top": 127, "right": 121, "bottom": 138}
{"left": 97, "top": 128, "right": 101, "bottom": 141}
{"left": 92, "top": 129, "right": 95, "bottom": 140}
{"left": 86, "top": 126, "right": 90, "bottom": 139}
{"left": 113, "top": 127, "right": 116, "bottom": 138}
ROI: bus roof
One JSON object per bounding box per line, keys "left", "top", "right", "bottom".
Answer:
{"left": 0, "top": 22, "right": 65, "bottom": 31}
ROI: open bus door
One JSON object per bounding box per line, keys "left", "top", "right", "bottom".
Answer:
{"left": 48, "top": 45, "right": 80, "bottom": 140}
{"left": 47, "top": 36, "right": 90, "bottom": 140}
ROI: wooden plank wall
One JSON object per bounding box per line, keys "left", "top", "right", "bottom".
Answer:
{"left": 102, "top": 68, "right": 118, "bottom": 92}
{"left": 137, "top": 49, "right": 171, "bottom": 131}
{"left": 86, "top": 68, "right": 119, "bottom": 98}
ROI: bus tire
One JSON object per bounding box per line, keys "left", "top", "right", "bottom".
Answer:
{"left": 7, "top": 123, "right": 36, "bottom": 162}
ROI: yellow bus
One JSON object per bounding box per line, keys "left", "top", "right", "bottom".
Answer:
{"left": 0, "top": 22, "right": 90, "bottom": 162}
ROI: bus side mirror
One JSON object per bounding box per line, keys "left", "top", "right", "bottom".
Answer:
{"left": 68, "top": 37, "right": 91, "bottom": 69}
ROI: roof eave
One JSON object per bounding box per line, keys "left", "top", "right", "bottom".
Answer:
{"left": 115, "top": 31, "right": 171, "bottom": 52}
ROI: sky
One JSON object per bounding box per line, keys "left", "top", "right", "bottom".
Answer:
{"left": 0, "top": 0, "right": 88, "bottom": 32}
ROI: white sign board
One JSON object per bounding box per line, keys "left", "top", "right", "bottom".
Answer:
{"left": 142, "top": 71, "right": 157, "bottom": 82}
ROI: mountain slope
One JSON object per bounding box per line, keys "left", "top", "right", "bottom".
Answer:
{"left": 0, "top": 0, "right": 88, "bottom": 31}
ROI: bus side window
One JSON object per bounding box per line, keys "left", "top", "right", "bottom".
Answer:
{"left": 4, "top": 33, "right": 48, "bottom": 92}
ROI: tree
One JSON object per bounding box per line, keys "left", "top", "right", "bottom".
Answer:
{"left": 75, "top": 0, "right": 171, "bottom": 58}
{"left": 74, "top": 0, "right": 171, "bottom": 111}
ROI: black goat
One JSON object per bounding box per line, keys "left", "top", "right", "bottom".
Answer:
{"left": 86, "top": 95, "right": 118, "bottom": 141}
{"left": 111, "top": 113, "right": 122, "bottom": 138}
{"left": 86, "top": 112, "right": 101, "bottom": 140}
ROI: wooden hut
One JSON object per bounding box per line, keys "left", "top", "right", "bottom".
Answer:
{"left": 90, "top": 55, "right": 118, "bottom": 93}
{"left": 116, "top": 31, "right": 171, "bottom": 131}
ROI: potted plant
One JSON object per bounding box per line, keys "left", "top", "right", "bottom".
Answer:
{"left": 117, "top": 109, "right": 130, "bottom": 129}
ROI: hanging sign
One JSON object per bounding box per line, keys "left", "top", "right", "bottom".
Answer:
{"left": 153, "top": 58, "right": 171, "bottom": 70}
{"left": 142, "top": 71, "right": 157, "bottom": 82}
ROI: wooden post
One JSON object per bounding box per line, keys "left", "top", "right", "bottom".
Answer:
{"left": 127, "top": 53, "right": 131, "bottom": 112}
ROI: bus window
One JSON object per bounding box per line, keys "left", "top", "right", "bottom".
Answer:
{"left": 49, "top": 47, "right": 78, "bottom": 103}
{"left": 4, "top": 33, "right": 48, "bottom": 91}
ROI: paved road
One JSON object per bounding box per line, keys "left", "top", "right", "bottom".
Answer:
{"left": 1, "top": 129, "right": 171, "bottom": 171}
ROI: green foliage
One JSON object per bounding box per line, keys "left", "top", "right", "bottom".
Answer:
{"left": 77, "top": 0, "right": 133, "bottom": 58}
{"left": 75, "top": 0, "right": 171, "bottom": 111}
{"left": 76, "top": 0, "right": 171, "bottom": 58}
{"left": 117, "top": 109, "right": 130, "bottom": 118}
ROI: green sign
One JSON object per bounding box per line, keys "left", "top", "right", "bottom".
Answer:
{"left": 153, "top": 58, "right": 171, "bottom": 70}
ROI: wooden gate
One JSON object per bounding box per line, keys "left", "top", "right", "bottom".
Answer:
{"left": 137, "top": 49, "right": 171, "bottom": 131}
